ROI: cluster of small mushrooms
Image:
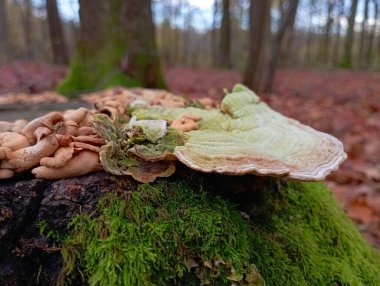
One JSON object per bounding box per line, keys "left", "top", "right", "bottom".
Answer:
{"left": 0, "top": 85, "right": 347, "bottom": 182}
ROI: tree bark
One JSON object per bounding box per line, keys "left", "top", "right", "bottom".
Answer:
{"left": 0, "top": 0, "right": 9, "bottom": 64}
{"left": 58, "top": 0, "right": 166, "bottom": 96}
{"left": 264, "top": 0, "right": 299, "bottom": 93}
{"left": 46, "top": 0, "right": 69, "bottom": 65}
{"left": 219, "top": 0, "right": 231, "bottom": 68}
{"left": 243, "top": 0, "right": 272, "bottom": 92}
{"left": 342, "top": 0, "right": 358, "bottom": 68}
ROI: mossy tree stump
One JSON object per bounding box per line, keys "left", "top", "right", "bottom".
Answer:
{"left": 1, "top": 169, "right": 378, "bottom": 285}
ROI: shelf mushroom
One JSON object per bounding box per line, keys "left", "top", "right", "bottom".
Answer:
{"left": 132, "top": 84, "right": 347, "bottom": 181}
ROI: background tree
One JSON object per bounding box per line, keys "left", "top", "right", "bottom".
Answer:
{"left": 58, "top": 0, "right": 165, "bottom": 96}
{"left": 0, "top": 0, "right": 10, "bottom": 64}
{"left": 264, "top": 0, "right": 299, "bottom": 92}
{"left": 341, "top": 0, "right": 359, "bottom": 68}
{"left": 243, "top": 0, "right": 271, "bottom": 91}
{"left": 22, "top": 0, "right": 34, "bottom": 59}
{"left": 46, "top": 0, "right": 69, "bottom": 65}
{"left": 219, "top": 0, "right": 231, "bottom": 68}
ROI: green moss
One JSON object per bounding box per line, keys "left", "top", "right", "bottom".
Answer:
{"left": 58, "top": 180, "right": 263, "bottom": 286}
{"left": 58, "top": 178, "right": 380, "bottom": 286}
{"left": 246, "top": 181, "right": 380, "bottom": 286}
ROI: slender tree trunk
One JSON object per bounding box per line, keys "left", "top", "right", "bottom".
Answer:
{"left": 46, "top": 0, "right": 69, "bottom": 65}
{"left": 322, "top": 0, "right": 334, "bottom": 64}
{"left": 22, "top": 0, "right": 34, "bottom": 59}
{"left": 342, "top": 0, "right": 358, "bottom": 68}
{"left": 359, "top": 0, "right": 370, "bottom": 67}
{"left": 264, "top": 0, "right": 299, "bottom": 93}
{"left": 332, "top": 0, "right": 344, "bottom": 66}
{"left": 0, "top": 0, "right": 10, "bottom": 64}
{"left": 219, "top": 0, "right": 231, "bottom": 68}
{"left": 243, "top": 0, "right": 271, "bottom": 92}
{"left": 366, "top": 0, "right": 379, "bottom": 66}
{"left": 211, "top": 0, "right": 220, "bottom": 66}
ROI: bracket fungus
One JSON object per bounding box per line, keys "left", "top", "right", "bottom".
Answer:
{"left": 131, "top": 84, "right": 346, "bottom": 181}
{"left": 0, "top": 85, "right": 346, "bottom": 182}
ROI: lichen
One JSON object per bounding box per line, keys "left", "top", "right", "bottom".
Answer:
{"left": 58, "top": 177, "right": 380, "bottom": 286}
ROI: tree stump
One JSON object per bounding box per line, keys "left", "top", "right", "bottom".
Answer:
{"left": 1, "top": 168, "right": 379, "bottom": 285}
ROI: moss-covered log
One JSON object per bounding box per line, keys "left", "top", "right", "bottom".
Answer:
{"left": 59, "top": 171, "right": 380, "bottom": 285}
{"left": 57, "top": 0, "right": 166, "bottom": 97}
{"left": 1, "top": 170, "right": 379, "bottom": 285}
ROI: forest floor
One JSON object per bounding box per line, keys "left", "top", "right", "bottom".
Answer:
{"left": 0, "top": 62, "right": 379, "bottom": 249}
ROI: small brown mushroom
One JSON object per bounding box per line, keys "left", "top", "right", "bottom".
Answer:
{"left": 32, "top": 150, "right": 102, "bottom": 179}
{"left": 69, "top": 141, "right": 101, "bottom": 153}
{"left": 21, "top": 112, "right": 63, "bottom": 144}
{"left": 11, "top": 119, "right": 28, "bottom": 133}
{"left": 170, "top": 116, "right": 199, "bottom": 132}
{"left": 40, "top": 147, "right": 75, "bottom": 168}
{"left": 33, "top": 126, "right": 52, "bottom": 141}
{"left": 56, "top": 119, "right": 78, "bottom": 136}
{"left": 7, "top": 134, "right": 59, "bottom": 172}
{"left": 0, "top": 169, "right": 14, "bottom": 179}
{"left": 0, "top": 146, "right": 12, "bottom": 160}
{"left": 73, "top": 135, "right": 106, "bottom": 145}
{"left": 76, "top": 126, "right": 96, "bottom": 136}
{"left": 63, "top": 108, "right": 88, "bottom": 123}
{"left": 0, "top": 121, "right": 15, "bottom": 132}
{"left": 0, "top": 132, "right": 30, "bottom": 151}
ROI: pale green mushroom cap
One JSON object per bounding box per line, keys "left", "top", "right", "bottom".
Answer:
{"left": 134, "top": 84, "right": 346, "bottom": 181}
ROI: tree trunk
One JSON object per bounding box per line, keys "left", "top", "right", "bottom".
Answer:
{"left": 366, "top": 0, "right": 379, "bottom": 67}
{"left": 332, "top": 0, "right": 344, "bottom": 66}
{"left": 243, "top": 0, "right": 272, "bottom": 92}
{"left": 341, "top": 0, "right": 358, "bottom": 68}
{"left": 1, "top": 170, "right": 379, "bottom": 285}
{"left": 46, "top": 0, "right": 69, "bottom": 65}
{"left": 219, "top": 0, "right": 231, "bottom": 68}
{"left": 22, "top": 0, "right": 34, "bottom": 60}
{"left": 211, "top": 0, "right": 220, "bottom": 66}
{"left": 0, "top": 0, "right": 9, "bottom": 64}
{"left": 322, "top": 0, "right": 334, "bottom": 64}
{"left": 58, "top": 0, "right": 166, "bottom": 97}
{"left": 359, "top": 0, "right": 370, "bottom": 67}
{"left": 264, "top": 0, "right": 299, "bottom": 93}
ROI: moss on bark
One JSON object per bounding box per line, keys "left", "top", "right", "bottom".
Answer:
{"left": 57, "top": 175, "right": 380, "bottom": 285}
{"left": 57, "top": 0, "right": 166, "bottom": 98}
